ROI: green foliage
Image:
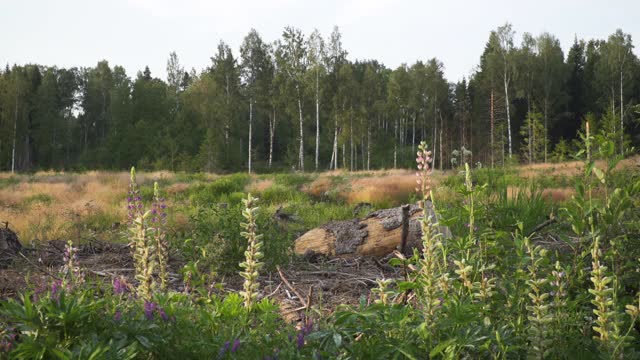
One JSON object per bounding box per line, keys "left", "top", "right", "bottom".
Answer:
{"left": 188, "top": 174, "right": 251, "bottom": 205}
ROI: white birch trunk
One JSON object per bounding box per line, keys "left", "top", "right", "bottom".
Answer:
{"left": 11, "top": 94, "right": 18, "bottom": 174}
{"left": 296, "top": 85, "right": 304, "bottom": 172}
{"left": 620, "top": 69, "right": 624, "bottom": 154}
{"left": 248, "top": 99, "right": 253, "bottom": 174}
{"left": 269, "top": 107, "right": 276, "bottom": 168}
{"left": 504, "top": 72, "right": 512, "bottom": 158}
{"left": 315, "top": 71, "right": 320, "bottom": 171}
{"left": 331, "top": 113, "right": 338, "bottom": 170}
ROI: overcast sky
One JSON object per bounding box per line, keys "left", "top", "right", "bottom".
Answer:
{"left": 2, "top": 0, "right": 639, "bottom": 82}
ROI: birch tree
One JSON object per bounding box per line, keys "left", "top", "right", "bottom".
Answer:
{"left": 495, "top": 23, "right": 516, "bottom": 158}
{"left": 604, "top": 29, "right": 634, "bottom": 154}
{"left": 306, "top": 29, "right": 326, "bottom": 171}
{"left": 280, "top": 27, "right": 307, "bottom": 171}
{"left": 327, "top": 26, "right": 347, "bottom": 170}
{"left": 241, "top": 29, "right": 271, "bottom": 173}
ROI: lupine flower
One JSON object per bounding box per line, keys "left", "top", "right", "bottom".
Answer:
{"left": 231, "top": 339, "right": 241, "bottom": 353}
{"left": 158, "top": 307, "right": 169, "bottom": 322}
{"left": 113, "top": 277, "right": 128, "bottom": 295}
{"left": 300, "top": 317, "right": 313, "bottom": 335}
{"left": 51, "top": 280, "right": 62, "bottom": 300}
{"left": 114, "top": 310, "right": 122, "bottom": 321}
{"left": 297, "top": 332, "right": 305, "bottom": 349}
{"left": 218, "top": 341, "right": 231, "bottom": 357}
{"left": 144, "top": 301, "right": 157, "bottom": 320}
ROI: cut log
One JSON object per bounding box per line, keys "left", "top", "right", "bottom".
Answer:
{"left": 294, "top": 202, "right": 451, "bottom": 258}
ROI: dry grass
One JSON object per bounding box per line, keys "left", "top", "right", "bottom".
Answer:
{"left": 505, "top": 186, "right": 575, "bottom": 203}
{"left": 305, "top": 169, "right": 444, "bottom": 206}
{"left": 519, "top": 155, "right": 640, "bottom": 178}
{"left": 304, "top": 177, "right": 334, "bottom": 198}
{"left": 245, "top": 179, "right": 275, "bottom": 194}
{"left": 0, "top": 171, "right": 170, "bottom": 243}
{"left": 346, "top": 173, "right": 418, "bottom": 206}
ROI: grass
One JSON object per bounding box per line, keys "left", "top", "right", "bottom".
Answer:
{"left": 1, "top": 157, "right": 634, "bottom": 245}
{"left": 1, "top": 150, "right": 640, "bottom": 358}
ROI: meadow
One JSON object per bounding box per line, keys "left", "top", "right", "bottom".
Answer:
{"left": 0, "top": 139, "right": 639, "bottom": 359}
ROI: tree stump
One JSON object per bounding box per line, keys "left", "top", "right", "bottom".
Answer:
{"left": 294, "top": 202, "right": 451, "bottom": 258}
{"left": 0, "top": 224, "right": 22, "bottom": 266}
{"left": 0, "top": 223, "right": 21, "bottom": 253}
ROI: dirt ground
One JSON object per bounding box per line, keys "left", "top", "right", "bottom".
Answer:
{"left": 0, "top": 238, "right": 401, "bottom": 320}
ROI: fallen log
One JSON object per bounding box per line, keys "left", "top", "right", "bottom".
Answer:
{"left": 294, "top": 202, "right": 451, "bottom": 258}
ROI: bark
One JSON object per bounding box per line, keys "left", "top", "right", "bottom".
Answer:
{"left": 433, "top": 94, "right": 438, "bottom": 169}
{"left": 269, "top": 107, "right": 276, "bottom": 168}
{"left": 224, "top": 74, "right": 230, "bottom": 146}
{"left": 296, "top": 85, "right": 304, "bottom": 172}
{"left": 620, "top": 69, "right": 624, "bottom": 154}
{"left": 248, "top": 99, "right": 253, "bottom": 174}
{"left": 412, "top": 113, "right": 416, "bottom": 154}
{"left": 269, "top": 106, "right": 276, "bottom": 168}
{"left": 504, "top": 70, "right": 512, "bottom": 158}
{"left": 11, "top": 94, "right": 18, "bottom": 173}
{"left": 393, "top": 116, "right": 398, "bottom": 168}
{"left": 367, "top": 120, "right": 371, "bottom": 170}
{"left": 544, "top": 98, "right": 548, "bottom": 163}
{"left": 439, "top": 114, "right": 443, "bottom": 171}
{"left": 528, "top": 96, "right": 532, "bottom": 164}
{"left": 331, "top": 113, "right": 338, "bottom": 170}
{"left": 490, "top": 88, "right": 495, "bottom": 168}
{"left": 315, "top": 71, "right": 320, "bottom": 171}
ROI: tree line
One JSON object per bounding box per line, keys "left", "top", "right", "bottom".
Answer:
{"left": 1, "top": 23, "right": 639, "bottom": 173}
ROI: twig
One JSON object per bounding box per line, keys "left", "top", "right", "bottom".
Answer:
{"left": 277, "top": 265, "right": 308, "bottom": 308}
{"left": 528, "top": 216, "right": 558, "bottom": 236}
{"left": 283, "top": 305, "right": 307, "bottom": 314}
{"left": 18, "top": 252, "right": 60, "bottom": 280}
{"left": 305, "top": 286, "right": 313, "bottom": 311}
{"left": 265, "top": 282, "right": 282, "bottom": 298}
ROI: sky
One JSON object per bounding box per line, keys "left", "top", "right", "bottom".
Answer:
{"left": 2, "top": 0, "right": 640, "bottom": 82}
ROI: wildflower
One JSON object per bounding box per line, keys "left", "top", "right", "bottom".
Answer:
{"left": 114, "top": 310, "right": 122, "bottom": 321}
{"left": 51, "top": 279, "right": 62, "bottom": 300}
{"left": 144, "top": 301, "right": 157, "bottom": 320}
{"left": 158, "top": 307, "right": 169, "bottom": 322}
{"left": 297, "top": 332, "right": 305, "bottom": 349}
{"left": 218, "top": 341, "right": 231, "bottom": 357}
{"left": 239, "top": 194, "right": 264, "bottom": 310}
{"left": 113, "top": 277, "right": 128, "bottom": 295}
{"left": 231, "top": 339, "right": 241, "bottom": 353}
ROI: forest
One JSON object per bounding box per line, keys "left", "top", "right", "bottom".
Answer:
{"left": 1, "top": 23, "right": 639, "bottom": 173}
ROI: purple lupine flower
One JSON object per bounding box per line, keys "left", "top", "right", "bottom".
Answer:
{"left": 113, "top": 277, "right": 128, "bottom": 295}
{"left": 114, "top": 310, "right": 122, "bottom": 321}
{"left": 144, "top": 301, "right": 157, "bottom": 320}
{"left": 301, "top": 317, "right": 313, "bottom": 335}
{"left": 32, "top": 284, "right": 46, "bottom": 302}
{"left": 231, "top": 339, "right": 241, "bottom": 353}
{"left": 297, "top": 332, "right": 305, "bottom": 349}
{"left": 51, "top": 280, "right": 62, "bottom": 300}
{"left": 219, "top": 341, "right": 231, "bottom": 357}
{"left": 158, "top": 307, "right": 169, "bottom": 321}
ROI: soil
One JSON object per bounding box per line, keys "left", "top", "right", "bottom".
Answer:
{"left": 0, "top": 238, "right": 403, "bottom": 322}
